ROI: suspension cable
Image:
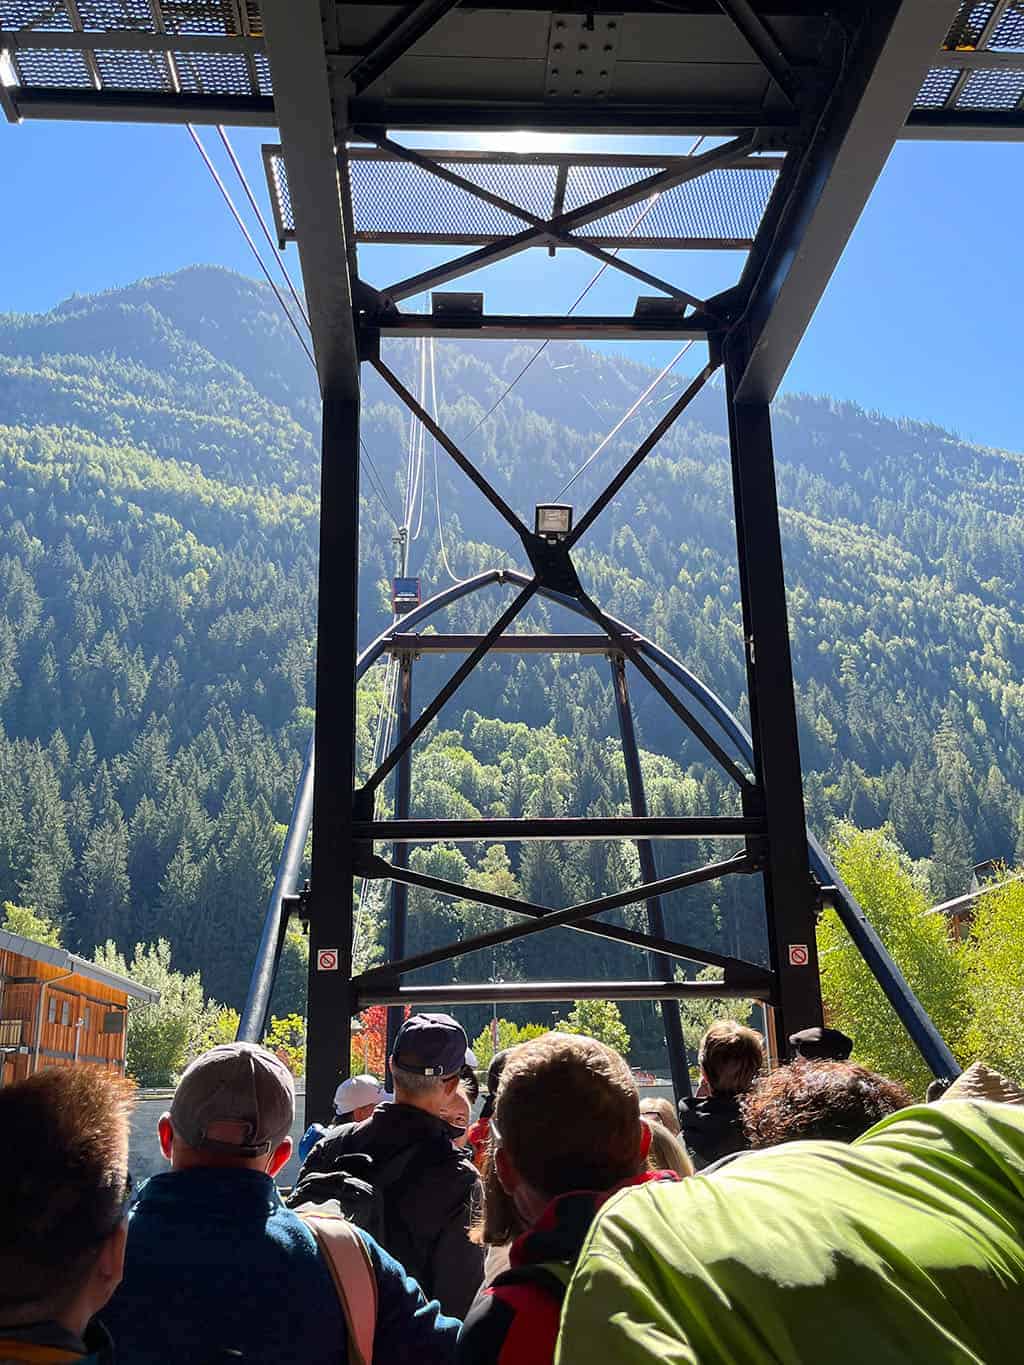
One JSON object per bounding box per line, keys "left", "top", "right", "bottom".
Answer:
{"left": 554, "top": 339, "right": 696, "bottom": 500}
{"left": 186, "top": 124, "right": 315, "bottom": 370}
{"left": 429, "top": 335, "right": 461, "bottom": 583}
{"left": 216, "top": 125, "right": 311, "bottom": 331}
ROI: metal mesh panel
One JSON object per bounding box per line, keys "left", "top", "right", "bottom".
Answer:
{"left": 12, "top": 44, "right": 91, "bottom": 84}
{"left": 449, "top": 160, "right": 558, "bottom": 221}
{"left": 914, "top": 67, "right": 960, "bottom": 109}
{"left": 576, "top": 167, "right": 776, "bottom": 244}
{"left": 350, "top": 159, "right": 546, "bottom": 238}
{"left": 76, "top": 0, "right": 153, "bottom": 29}
{"left": 268, "top": 148, "right": 293, "bottom": 236}
{"left": 563, "top": 163, "right": 654, "bottom": 215}
{"left": 990, "top": 2, "right": 1024, "bottom": 49}
{"left": 0, "top": 1, "right": 73, "bottom": 30}
{"left": 94, "top": 45, "right": 172, "bottom": 89}
{"left": 175, "top": 46, "right": 251, "bottom": 93}
{"left": 957, "top": 65, "right": 1024, "bottom": 106}
{"left": 159, "top": 0, "right": 238, "bottom": 35}
{"left": 945, "top": 2, "right": 997, "bottom": 48}
{"left": 244, "top": 0, "right": 261, "bottom": 36}
{"left": 253, "top": 47, "right": 271, "bottom": 95}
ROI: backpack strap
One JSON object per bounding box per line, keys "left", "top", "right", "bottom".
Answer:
{"left": 295, "top": 1205, "right": 378, "bottom": 1365}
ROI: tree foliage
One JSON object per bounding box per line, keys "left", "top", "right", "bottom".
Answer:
{"left": 817, "top": 824, "right": 971, "bottom": 1094}
{"left": 470, "top": 1018, "right": 549, "bottom": 1069}
{"left": 555, "top": 999, "right": 632, "bottom": 1058}
{"left": 962, "top": 876, "right": 1024, "bottom": 1082}
{"left": 94, "top": 938, "right": 222, "bottom": 1088}
{"left": 2, "top": 900, "right": 62, "bottom": 946}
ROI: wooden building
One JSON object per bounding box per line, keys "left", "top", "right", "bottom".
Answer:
{"left": 0, "top": 928, "right": 158, "bottom": 1086}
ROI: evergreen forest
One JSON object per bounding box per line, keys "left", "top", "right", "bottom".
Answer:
{"left": 1, "top": 266, "right": 1022, "bottom": 1064}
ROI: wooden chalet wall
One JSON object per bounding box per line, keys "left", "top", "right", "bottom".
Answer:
{"left": 0, "top": 946, "right": 129, "bottom": 1086}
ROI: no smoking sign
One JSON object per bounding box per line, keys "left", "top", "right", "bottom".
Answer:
{"left": 317, "top": 948, "right": 339, "bottom": 972}
{"left": 788, "top": 944, "right": 809, "bottom": 967}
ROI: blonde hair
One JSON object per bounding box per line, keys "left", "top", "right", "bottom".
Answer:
{"left": 643, "top": 1116, "right": 693, "bottom": 1178}
{"left": 639, "top": 1096, "right": 680, "bottom": 1136}
{"left": 699, "top": 1020, "right": 764, "bottom": 1096}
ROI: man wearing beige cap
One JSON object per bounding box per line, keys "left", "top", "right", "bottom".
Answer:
{"left": 104, "top": 1042, "right": 459, "bottom": 1363}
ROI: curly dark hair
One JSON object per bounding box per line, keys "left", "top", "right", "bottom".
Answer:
{"left": 741, "top": 1060, "right": 911, "bottom": 1148}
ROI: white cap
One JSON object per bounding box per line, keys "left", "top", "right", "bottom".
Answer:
{"left": 333, "top": 1074, "right": 386, "bottom": 1115}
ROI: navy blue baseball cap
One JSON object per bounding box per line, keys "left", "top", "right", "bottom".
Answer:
{"left": 392, "top": 1013, "right": 474, "bottom": 1078}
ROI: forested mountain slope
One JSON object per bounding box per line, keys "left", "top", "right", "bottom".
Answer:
{"left": 0, "top": 266, "right": 1021, "bottom": 1031}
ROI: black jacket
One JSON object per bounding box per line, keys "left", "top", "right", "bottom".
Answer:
{"left": 299, "top": 1102, "right": 484, "bottom": 1320}
{"left": 678, "top": 1094, "right": 749, "bottom": 1170}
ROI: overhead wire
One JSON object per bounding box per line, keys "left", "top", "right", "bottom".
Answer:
{"left": 186, "top": 124, "right": 315, "bottom": 370}
{"left": 186, "top": 123, "right": 402, "bottom": 531}
{"left": 554, "top": 339, "right": 696, "bottom": 499}
{"left": 430, "top": 335, "right": 461, "bottom": 583}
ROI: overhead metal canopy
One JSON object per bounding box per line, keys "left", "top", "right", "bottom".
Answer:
{"left": 2, "top": 2, "right": 1023, "bottom": 137}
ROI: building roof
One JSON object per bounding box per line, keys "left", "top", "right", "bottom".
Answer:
{"left": 0, "top": 928, "right": 161, "bottom": 1004}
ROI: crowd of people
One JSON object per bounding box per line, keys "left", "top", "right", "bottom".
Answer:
{"left": 2, "top": 1010, "right": 1023, "bottom": 1363}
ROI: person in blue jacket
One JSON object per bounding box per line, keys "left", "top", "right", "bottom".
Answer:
{"left": 104, "top": 1042, "right": 459, "bottom": 1364}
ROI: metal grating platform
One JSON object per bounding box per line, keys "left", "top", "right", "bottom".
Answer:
{"left": 264, "top": 145, "right": 782, "bottom": 251}
{"left": 909, "top": 0, "right": 1024, "bottom": 132}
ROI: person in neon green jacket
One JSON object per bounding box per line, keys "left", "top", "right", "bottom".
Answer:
{"left": 554, "top": 1100, "right": 1024, "bottom": 1363}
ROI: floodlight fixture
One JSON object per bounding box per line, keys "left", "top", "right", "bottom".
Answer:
{"left": 535, "top": 504, "right": 573, "bottom": 542}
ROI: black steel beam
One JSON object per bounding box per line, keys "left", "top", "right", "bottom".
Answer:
{"left": 358, "top": 979, "right": 772, "bottom": 1006}
{"left": 384, "top": 653, "right": 414, "bottom": 1068}
{"left": 347, "top": 0, "right": 466, "bottom": 93}
{"left": 360, "top": 856, "right": 764, "bottom": 976}
{"left": 576, "top": 590, "right": 754, "bottom": 790}
{"left": 902, "top": 110, "right": 1024, "bottom": 141}
{"left": 10, "top": 90, "right": 274, "bottom": 124}
{"left": 261, "top": 0, "right": 358, "bottom": 396}
{"left": 358, "top": 851, "right": 758, "bottom": 980}
{"left": 372, "top": 315, "right": 712, "bottom": 341}
{"left": 725, "top": 351, "right": 821, "bottom": 1043}
{"left": 348, "top": 97, "right": 799, "bottom": 135}
{"left": 387, "top": 633, "right": 623, "bottom": 654}
{"left": 714, "top": 0, "right": 800, "bottom": 105}
{"left": 371, "top": 356, "right": 531, "bottom": 535}
{"left": 357, "top": 816, "right": 761, "bottom": 842}
{"left": 611, "top": 655, "right": 691, "bottom": 1100}
{"left": 360, "top": 582, "right": 537, "bottom": 796}
{"left": 303, "top": 390, "right": 361, "bottom": 1123}
{"left": 729, "top": 0, "right": 961, "bottom": 403}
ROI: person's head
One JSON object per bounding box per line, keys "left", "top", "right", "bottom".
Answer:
{"left": 158, "top": 1042, "right": 294, "bottom": 1178}
{"left": 742, "top": 1060, "right": 911, "bottom": 1148}
{"left": 333, "top": 1074, "right": 385, "bottom": 1124}
{"left": 489, "top": 1033, "right": 644, "bottom": 1230}
{"left": 441, "top": 1084, "right": 472, "bottom": 1147}
{"left": 643, "top": 1116, "right": 693, "bottom": 1178}
{"left": 0, "top": 1067, "right": 134, "bottom": 1336}
{"left": 699, "top": 1020, "right": 764, "bottom": 1097}
{"left": 479, "top": 1048, "right": 511, "bottom": 1121}
{"left": 639, "top": 1096, "right": 681, "bottom": 1136}
{"left": 788, "top": 1026, "right": 853, "bottom": 1063}
{"left": 459, "top": 1063, "right": 480, "bottom": 1106}
{"left": 388, "top": 1013, "right": 473, "bottom": 1118}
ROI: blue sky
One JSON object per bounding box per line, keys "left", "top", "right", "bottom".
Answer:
{"left": 1, "top": 118, "right": 1021, "bottom": 452}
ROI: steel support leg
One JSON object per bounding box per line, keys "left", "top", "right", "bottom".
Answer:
{"left": 305, "top": 389, "right": 361, "bottom": 1123}
{"left": 385, "top": 653, "right": 414, "bottom": 1072}
{"left": 610, "top": 654, "right": 692, "bottom": 1101}
{"left": 725, "top": 346, "right": 823, "bottom": 1048}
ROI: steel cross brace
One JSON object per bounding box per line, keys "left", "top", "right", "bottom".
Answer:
{"left": 353, "top": 851, "right": 766, "bottom": 984}
{"left": 359, "top": 131, "right": 702, "bottom": 308}
{"left": 380, "top": 133, "right": 755, "bottom": 304}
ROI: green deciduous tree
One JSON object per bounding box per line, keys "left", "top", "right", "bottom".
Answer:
{"left": 1, "top": 900, "right": 62, "bottom": 947}
{"left": 470, "top": 1018, "right": 548, "bottom": 1069}
{"left": 93, "top": 938, "right": 221, "bottom": 1087}
{"left": 555, "top": 999, "right": 631, "bottom": 1058}
{"left": 817, "top": 823, "right": 970, "bottom": 1095}
{"left": 962, "top": 875, "right": 1024, "bottom": 1083}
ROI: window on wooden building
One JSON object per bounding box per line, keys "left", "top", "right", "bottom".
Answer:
{"left": 61, "top": 999, "right": 70, "bottom": 1028}
{"left": 48, "top": 996, "right": 57, "bottom": 1024}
